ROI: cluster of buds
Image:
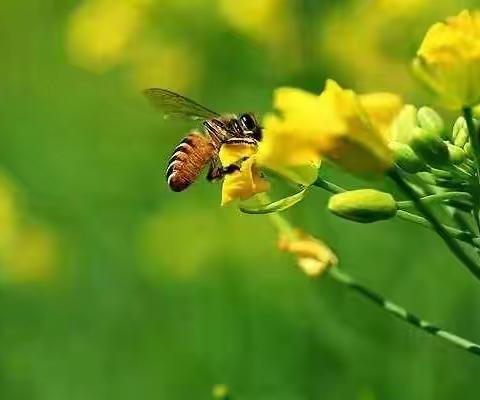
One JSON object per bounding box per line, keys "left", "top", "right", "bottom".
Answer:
{"left": 328, "top": 106, "right": 477, "bottom": 224}
{"left": 390, "top": 106, "right": 475, "bottom": 185}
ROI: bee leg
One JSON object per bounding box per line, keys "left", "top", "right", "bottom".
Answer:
{"left": 222, "top": 164, "right": 241, "bottom": 174}
{"left": 207, "top": 156, "right": 250, "bottom": 182}
{"left": 207, "top": 164, "right": 239, "bottom": 181}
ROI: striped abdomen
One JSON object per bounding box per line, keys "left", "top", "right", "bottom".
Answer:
{"left": 166, "top": 132, "right": 216, "bottom": 192}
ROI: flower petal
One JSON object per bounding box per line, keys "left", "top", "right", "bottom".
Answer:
{"left": 221, "top": 157, "right": 270, "bottom": 206}
{"left": 414, "top": 10, "right": 480, "bottom": 109}
{"left": 278, "top": 229, "right": 337, "bottom": 277}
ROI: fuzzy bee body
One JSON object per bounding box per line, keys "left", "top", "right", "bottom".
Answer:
{"left": 144, "top": 88, "right": 262, "bottom": 192}
{"left": 166, "top": 133, "right": 215, "bottom": 192}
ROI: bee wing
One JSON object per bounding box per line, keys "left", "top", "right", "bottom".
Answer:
{"left": 144, "top": 88, "right": 220, "bottom": 121}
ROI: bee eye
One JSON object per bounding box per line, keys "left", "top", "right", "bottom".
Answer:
{"left": 240, "top": 114, "right": 257, "bottom": 131}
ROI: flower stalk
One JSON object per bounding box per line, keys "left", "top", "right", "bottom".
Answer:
{"left": 462, "top": 107, "right": 480, "bottom": 234}
{"left": 328, "top": 267, "right": 480, "bottom": 356}
{"left": 268, "top": 209, "right": 480, "bottom": 357}
{"left": 389, "top": 169, "right": 480, "bottom": 280}
{"left": 396, "top": 210, "right": 480, "bottom": 248}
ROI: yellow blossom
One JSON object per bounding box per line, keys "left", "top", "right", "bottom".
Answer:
{"left": 315, "top": 80, "right": 400, "bottom": 175}
{"left": 259, "top": 81, "right": 401, "bottom": 178}
{"left": 254, "top": 86, "right": 333, "bottom": 185}
{"left": 278, "top": 229, "right": 337, "bottom": 277}
{"left": 1, "top": 226, "right": 58, "bottom": 284}
{"left": 218, "top": 0, "right": 302, "bottom": 73}
{"left": 218, "top": 80, "right": 401, "bottom": 205}
{"left": 67, "top": 0, "right": 151, "bottom": 72}
{"left": 0, "top": 173, "right": 59, "bottom": 284}
{"left": 220, "top": 80, "right": 402, "bottom": 204}
{"left": 212, "top": 384, "right": 229, "bottom": 400}
{"left": 219, "top": 143, "right": 269, "bottom": 206}
{"left": 130, "top": 40, "right": 200, "bottom": 93}
{"left": 413, "top": 10, "right": 480, "bottom": 109}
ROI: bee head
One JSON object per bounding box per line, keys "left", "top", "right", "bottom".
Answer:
{"left": 239, "top": 113, "right": 262, "bottom": 141}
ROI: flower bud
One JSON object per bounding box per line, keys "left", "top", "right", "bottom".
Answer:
{"left": 447, "top": 143, "right": 467, "bottom": 164}
{"left": 452, "top": 117, "right": 469, "bottom": 147}
{"left": 417, "top": 107, "right": 444, "bottom": 137}
{"left": 410, "top": 127, "right": 449, "bottom": 167}
{"left": 389, "top": 141, "right": 428, "bottom": 173}
{"left": 464, "top": 141, "right": 473, "bottom": 157}
{"left": 390, "top": 104, "right": 418, "bottom": 144}
{"left": 328, "top": 189, "right": 397, "bottom": 223}
{"left": 417, "top": 172, "right": 437, "bottom": 185}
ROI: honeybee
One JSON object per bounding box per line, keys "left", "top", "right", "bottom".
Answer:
{"left": 144, "top": 88, "right": 262, "bottom": 192}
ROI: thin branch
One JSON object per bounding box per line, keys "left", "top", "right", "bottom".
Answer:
{"left": 328, "top": 267, "right": 480, "bottom": 356}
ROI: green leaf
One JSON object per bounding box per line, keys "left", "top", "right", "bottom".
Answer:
{"left": 240, "top": 189, "right": 308, "bottom": 214}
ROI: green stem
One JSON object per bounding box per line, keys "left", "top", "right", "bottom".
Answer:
{"left": 463, "top": 107, "right": 480, "bottom": 182}
{"left": 313, "top": 177, "right": 345, "bottom": 194}
{"left": 328, "top": 267, "right": 480, "bottom": 356}
{"left": 397, "top": 192, "right": 473, "bottom": 209}
{"left": 396, "top": 210, "right": 480, "bottom": 248}
{"left": 266, "top": 209, "right": 480, "bottom": 357}
{"left": 390, "top": 170, "right": 480, "bottom": 281}
{"left": 462, "top": 107, "right": 480, "bottom": 234}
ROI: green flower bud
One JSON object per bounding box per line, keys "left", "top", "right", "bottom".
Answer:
{"left": 447, "top": 143, "right": 467, "bottom": 164}
{"left": 464, "top": 141, "right": 473, "bottom": 157}
{"left": 328, "top": 189, "right": 397, "bottom": 223}
{"left": 416, "top": 172, "right": 437, "bottom": 185}
{"left": 452, "top": 117, "right": 469, "bottom": 147}
{"left": 389, "top": 141, "right": 428, "bottom": 173}
{"left": 417, "top": 107, "right": 444, "bottom": 137}
{"left": 390, "top": 105, "right": 418, "bottom": 144}
{"left": 410, "top": 126, "right": 449, "bottom": 167}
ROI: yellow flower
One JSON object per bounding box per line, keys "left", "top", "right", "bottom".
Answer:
{"left": 259, "top": 80, "right": 401, "bottom": 178}
{"left": 130, "top": 40, "right": 200, "bottom": 93}
{"left": 212, "top": 384, "right": 229, "bottom": 400}
{"left": 67, "top": 0, "right": 151, "bottom": 73}
{"left": 220, "top": 80, "right": 402, "bottom": 204}
{"left": 316, "top": 80, "right": 400, "bottom": 175}
{"left": 257, "top": 94, "right": 328, "bottom": 186}
{"left": 219, "top": 143, "right": 270, "bottom": 206}
{"left": 278, "top": 229, "right": 337, "bottom": 277}
{"left": 218, "top": 0, "right": 301, "bottom": 72}
{"left": 1, "top": 226, "right": 58, "bottom": 284}
{"left": 219, "top": 80, "right": 401, "bottom": 205}
{"left": 413, "top": 10, "right": 480, "bottom": 109}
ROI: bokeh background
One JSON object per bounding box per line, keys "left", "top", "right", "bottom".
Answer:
{"left": 1, "top": 0, "right": 480, "bottom": 399}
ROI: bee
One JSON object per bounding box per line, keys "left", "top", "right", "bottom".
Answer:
{"left": 144, "top": 88, "right": 262, "bottom": 192}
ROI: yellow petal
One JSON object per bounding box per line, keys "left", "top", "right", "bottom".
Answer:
{"left": 359, "top": 92, "right": 403, "bottom": 135}
{"left": 221, "top": 157, "right": 270, "bottom": 206}
{"left": 256, "top": 81, "right": 400, "bottom": 181}
{"left": 219, "top": 142, "right": 257, "bottom": 166}
{"left": 316, "top": 80, "right": 396, "bottom": 176}
{"left": 278, "top": 229, "right": 337, "bottom": 277}
{"left": 255, "top": 86, "right": 340, "bottom": 184}
{"left": 256, "top": 114, "right": 321, "bottom": 185}
{"left": 414, "top": 10, "right": 480, "bottom": 109}
{"left": 67, "top": 0, "right": 150, "bottom": 73}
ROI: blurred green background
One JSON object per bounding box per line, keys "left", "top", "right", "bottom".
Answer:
{"left": 1, "top": 0, "right": 480, "bottom": 399}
